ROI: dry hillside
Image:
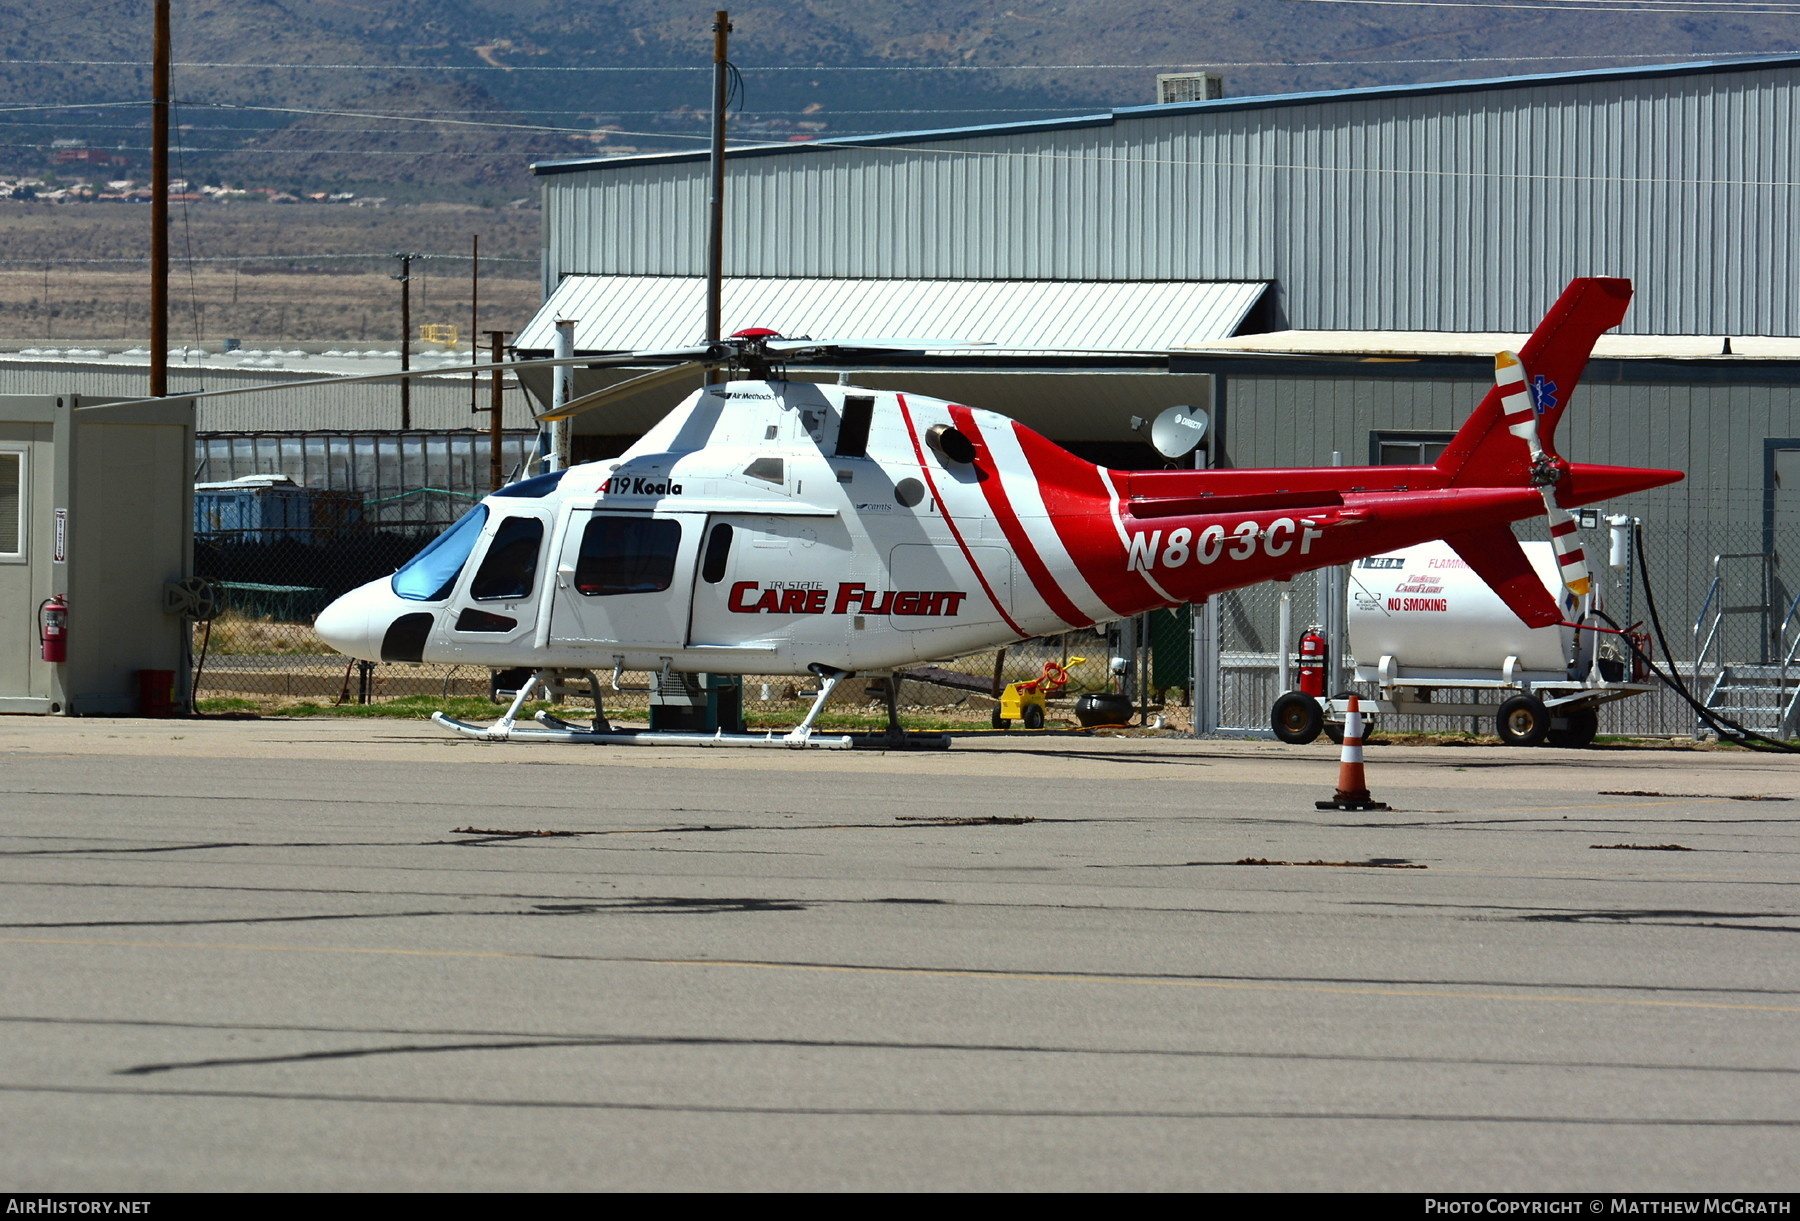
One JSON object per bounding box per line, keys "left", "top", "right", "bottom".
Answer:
{"left": 0, "top": 200, "right": 541, "bottom": 344}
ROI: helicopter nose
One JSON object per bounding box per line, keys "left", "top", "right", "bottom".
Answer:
{"left": 314, "top": 580, "right": 393, "bottom": 663}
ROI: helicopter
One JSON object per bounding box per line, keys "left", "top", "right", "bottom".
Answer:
{"left": 312, "top": 276, "right": 1681, "bottom": 747}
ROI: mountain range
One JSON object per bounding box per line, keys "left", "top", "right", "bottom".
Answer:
{"left": 0, "top": 0, "right": 1790, "bottom": 197}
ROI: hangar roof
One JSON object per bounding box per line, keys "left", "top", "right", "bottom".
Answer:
{"left": 534, "top": 54, "right": 1800, "bottom": 176}
{"left": 1195, "top": 332, "right": 1800, "bottom": 361}
{"left": 515, "top": 275, "right": 1268, "bottom": 355}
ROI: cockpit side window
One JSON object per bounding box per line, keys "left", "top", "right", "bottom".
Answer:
{"left": 575, "top": 516, "right": 681, "bottom": 596}
{"left": 701, "top": 522, "right": 733, "bottom": 584}
{"left": 391, "top": 505, "right": 488, "bottom": 602}
{"left": 836, "top": 396, "right": 874, "bottom": 458}
{"left": 469, "top": 516, "right": 545, "bottom": 601}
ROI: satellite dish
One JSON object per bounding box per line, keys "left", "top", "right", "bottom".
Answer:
{"left": 1149, "top": 404, "right": 1208, "bottom": 460}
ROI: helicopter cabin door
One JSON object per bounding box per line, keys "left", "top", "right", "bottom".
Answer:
{"left": 549, "top": 510, "right": 705, "bottom": 653}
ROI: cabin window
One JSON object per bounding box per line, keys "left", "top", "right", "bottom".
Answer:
{"left": 1371, "top": 431, "right": 1453, "bottom": 466}
{"left": 0, "top": 451, "right": 22, "bottom": 560}
{"left": 469, "top": 516, "right": 544, "bottom": 600}
{"left": 836, "top": 396, "right": 874, "bottom": 458}
{"left": 392, "top": 505, "right": 488, "bottom": 601}
{"left": 455, "top": 608, "right": 518, "bottom": 633}
{"left": 701, "top": 522, "right": 734, "bottom": 584}
{"left": 574, "top": 516, "right": 680, "bottom": 596}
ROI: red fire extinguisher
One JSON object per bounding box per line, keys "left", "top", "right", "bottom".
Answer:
{"left": 1297, "top": 626, "right": 1326, "bottom": 697}
{"left": 39, "top": 595, "right": 68, "bottom": 664}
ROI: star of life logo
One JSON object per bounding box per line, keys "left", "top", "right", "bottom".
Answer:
{"left": 1531, "top": 374, "right": 1559, "bottom": 414}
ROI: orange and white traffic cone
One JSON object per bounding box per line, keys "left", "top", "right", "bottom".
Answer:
{"left": 1316, "top": 695, "right": 1390, "bottom": 811}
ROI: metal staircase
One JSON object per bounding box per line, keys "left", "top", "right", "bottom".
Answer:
{"left": 1701, "top": 664, "right": 1794, "bottom": 737}
{"left": 1693, "top": 552, "right": 1800, "bottom": 739}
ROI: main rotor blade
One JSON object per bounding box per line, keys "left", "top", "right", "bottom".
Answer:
{"left": 763, "top": 337, "right": 992, "bottom": 354}
{"left": 535, "top": 361, "right": 707, "bottom": 422}
{"left": 71, "top": 347, "right": 715, "bottom": 414}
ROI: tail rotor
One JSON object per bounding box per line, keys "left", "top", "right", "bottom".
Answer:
{"left": 1495, "top": 350, "right": 1591, "bottom": 600}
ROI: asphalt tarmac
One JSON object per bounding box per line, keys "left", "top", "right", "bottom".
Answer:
{"left": 2, "top": 717, "right": 1797, "bottom": 1192}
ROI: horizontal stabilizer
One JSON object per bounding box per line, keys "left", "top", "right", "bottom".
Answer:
{"left": 1443, "top": 525, "right": 1563, "bottom": 628}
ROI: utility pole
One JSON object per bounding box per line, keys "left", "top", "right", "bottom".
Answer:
{"left": 469, "top": 234, "right": 480, "bottom": 412}
{"left": 549, "top": 319, "right": 575, "bottom": 473}
{"left": 150, "top": 0, "right": 169, "bottom": 396}
{"left": 485, "top": 329, "right": 508, "bottom": 491}
{"left": 392, "top": 252, "right": 416, "bottom": 430}
{"left": 705, "top": 10, "right": 731, "bottom": 346}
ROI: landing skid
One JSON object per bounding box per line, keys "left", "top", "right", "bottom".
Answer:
{"left": 426, "top": 664, "right": 879, "bottom": 749}
{"left": 428, "top": 711, "right": 856, "bottom": 748}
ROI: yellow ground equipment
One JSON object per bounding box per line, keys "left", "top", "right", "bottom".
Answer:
{"left": 993, "top": 656, "right": 1086, "bottom": 729}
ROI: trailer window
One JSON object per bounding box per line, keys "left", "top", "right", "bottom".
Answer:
{"left": 574, "top": 516, "right": 680, "bottom": 596}
{"left": 391, "top": 505, "right": 488, "bottom": 601}
{"left": 0, "top": 451, "right": 21, "bottom": 560}
{"left": 469, "top": 516, "right": 544, "bottom": 600}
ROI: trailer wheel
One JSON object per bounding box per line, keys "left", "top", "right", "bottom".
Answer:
{"left": 1022, "top": 704, "right": 1045, "bottom": 730}
{"left": 1546, "top": 708, "right": 1599, "bottom": 749}
{"left": 991, "top": 708, "right": 1008, "bottom": 729}
{"left": 1497, "top": 695, "right": 1551, "bottom": 747}
{"left": 1271, "top": 692, "right": 1324, "bottom": 744}
{"left": 1322, "top": 691, "right": 1363, "bottom": 745}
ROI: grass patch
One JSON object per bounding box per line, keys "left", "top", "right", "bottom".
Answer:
{"left": 198, "top": 612, "right": 332, "bottom": 656}
{"left": 743, "top": 710, "right": 994, "bottom": 733}
{"left": 198, "top": 694, "right": 546, "bottom": 720}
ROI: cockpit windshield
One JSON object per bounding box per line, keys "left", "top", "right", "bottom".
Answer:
{"left": 492, "top": 470, "right": 565, "bottom": 499}
{"left": 391, "top": 505, "right": 489, "bottom": 601}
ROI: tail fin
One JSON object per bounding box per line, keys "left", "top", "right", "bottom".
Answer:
{"left": 1436, "top": 277, "right": 1631, "bottom": 488}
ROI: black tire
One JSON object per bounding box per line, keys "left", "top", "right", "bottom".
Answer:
{"left": 1497, "top": 695, "right": 1551, "bottom": 747}
{"left": 1271, "top": 691, "right": 1324, "bottom": 745}
{"left": 1322, "top": 691, "right": 1360, "bottom": 745}
{"left": 991, "top": 708, "right": 1008, "bottom": 730}
{"left": 1022, "top": 703, "right": 1045, "bottom": 730}
{"left": 1546, "top": 708, "right": 1599, "bottom": 749}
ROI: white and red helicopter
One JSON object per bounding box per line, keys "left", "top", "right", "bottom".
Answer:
{"left": 313, "top": 276, "right": 1681, "bottom": 747}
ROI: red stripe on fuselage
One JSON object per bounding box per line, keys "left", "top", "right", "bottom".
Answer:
{"left": 895, "top": 395, "right": 1029, "bottom": 639}
{"left": 1004, "top": 423, "right": 1172, "bottom": 618}
{"left": 947, "top": 404, "right": 1091, "bottom": 629}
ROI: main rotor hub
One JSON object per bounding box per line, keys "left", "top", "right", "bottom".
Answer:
{"left": 723, "top": 327, "right": 786, "bottom": 380}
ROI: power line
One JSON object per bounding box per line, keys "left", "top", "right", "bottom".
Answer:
{"left": 17, "top": 122, "right": 1800, "bottom": 189}
{"left": 0, "top": 49, "right": 1795, "bottom": 72}
{"left": 0, "top": 100, "right": 145, "bottom": 114}
{"left": 1281, "top": 0, "right": 1800, "bottom": 11}
{"left": 0, "top": 252, "right": 536, "bottom": 266}
{"left": 198, "top": 101, "right": 597, "bottom": 136}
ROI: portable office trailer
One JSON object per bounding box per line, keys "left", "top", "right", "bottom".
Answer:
{"left": 0, "top": 394, "right": 195, "bottom": 715}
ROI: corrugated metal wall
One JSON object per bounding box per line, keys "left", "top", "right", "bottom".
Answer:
{"left": 541, "top": 62, "right": 1800, "bottom": 336}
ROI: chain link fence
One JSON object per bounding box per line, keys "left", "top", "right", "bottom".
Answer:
{"left": 188, "top": 494, "right": 1800, "bottom": 740}
{"left": 193, "top": 594, "right": 1136, "bottom": 728}
{"left": 1202, "top": 518, "right": 1800, "bottom": 741}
